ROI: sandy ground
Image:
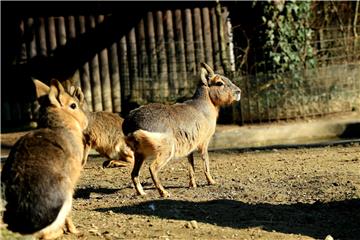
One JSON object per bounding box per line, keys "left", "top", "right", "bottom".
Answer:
{"left": 3, "top": 143, "right": 357, "bottom": 240}
{"left": 1, "top": 132, "right": 360, "bottom": 240}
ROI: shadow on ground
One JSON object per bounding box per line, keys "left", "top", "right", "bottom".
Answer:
{"left": 340, "top": 122, "right": 360, "bottom": 139}
{"left": 95, "top": 198, "right": 360, "bottom": 240}
{"left": 74, "top": 187, "right": 125, "bottom": 199}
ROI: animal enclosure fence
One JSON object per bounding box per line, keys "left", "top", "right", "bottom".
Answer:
{"left": 233, "top": 25, "right": 360, "bottom": 124}
{"left": 1, "top": 5, "right": 233, "bottom": 128}
{"left": 1, "top": 5, "right": 360, "bottom": 129}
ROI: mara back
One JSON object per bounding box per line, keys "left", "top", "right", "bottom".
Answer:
{"left": 1, "top": 79, "right": 87, "bottom": 234}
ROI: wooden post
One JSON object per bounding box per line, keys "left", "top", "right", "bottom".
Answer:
{"left": 216, "top": 3, "right": 230, "bottom": 74}
{"left": 87, "top": 15, "right": 103, "bottom": 111}
{"left": 26, "top": 18, "right": 37, "bottom": 59}
{"left": 25, "top": 18, "right": 37, "bottom": 123}
{"left": 210, "top": 7, "right": 222, "bottom": 72}
{"left": 46, "top": 16, "right": 57, "bottom": 53}
{"left": 156, "top": 10, "right": 169, "bottom": 99}
{"left": 174, "top": 9, "right": 188, "bottom": 95}
{"left": 18, "top": 19, "right": 28, "bottom": 63}
{"left": 97, "top": 15, "right": 112, "bottom": 112}
{"left": 202, "top": 7, "right": 213, "bottom": 67}
{"left": 184, "top": 9, "right": 196, "bottom": 75}
{"left": 137, "top": 18, "right": 150, "bottom": 100}
{"left": 118, "top": 35, "right": 130, "bottom": 109}
{"left": 66, "top": 15, "right": 81, "bottom": 87}
{"left": 76, "top": 15, "right": 93, "bottom": 111}
{"left": 146, "top": 11, "right": 159, "bottom": 100}
{"left": 35, "top": 17, "right": 47, "bottom": 57}
{"left": 56, "top": 16, "right": 67, "bottom": 46}
{"left": 165, "top": 10, "right": 178, "bottom": 97}
{"left": 127, "top": 27, "right": 140, "bottom": 102}
{"left": 109, "top": 40, "right": 121, "bottom": 113}
{"left": 193, "top": 8, "right": 205, "bottom": 72}
{"left": 75, "top": 16, "right": 94, "bottom": 111}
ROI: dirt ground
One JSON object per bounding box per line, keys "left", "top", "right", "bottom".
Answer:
{"left": 1, "top": 142, "right": 360, "bottom": 240}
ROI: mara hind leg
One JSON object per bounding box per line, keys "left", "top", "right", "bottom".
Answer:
{"left": 187, "top": 153, "right": 197, "bottom": 188}
{"left": 102, "top": 159, "right": 131, "bottom": 168}
{"left": 199, "top": 143, "right": 216, "bottom": 185}
{"left": 64, "top": 216, "right": 79, "bottom": 234}
{"left": 131, "top": 153, "right": 146, "bottom": 196}
{"left": 149, "top": 145, "right": 175, "bottom": 197}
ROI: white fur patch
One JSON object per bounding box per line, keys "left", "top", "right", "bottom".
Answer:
{"left": 137, "top": 130, "right": 169, "bottom": 142}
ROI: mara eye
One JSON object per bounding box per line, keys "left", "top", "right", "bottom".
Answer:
{"left": 70, "top": 103, "right": 77, "bottom": 109}
{"left": 215, "top": 81, "right": 224, "bottom": 86}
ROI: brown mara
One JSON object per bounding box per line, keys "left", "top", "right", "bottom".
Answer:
{"left": 123, "top": 62, "right": 241, "bottom": 197}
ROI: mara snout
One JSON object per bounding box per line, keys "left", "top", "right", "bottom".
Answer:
{"left": 1, "top": 79, "right": 88, "bottom": 239}
{"left": 123, "top": 62, "right": 242, "bottom": 197}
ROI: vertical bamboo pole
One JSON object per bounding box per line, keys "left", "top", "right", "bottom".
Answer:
{"left": 66, "top": 15, "right": 81, "bottom": 87}
{"left": 216, "top": 3, "right": 230, "bottom": 74}
{"left": 109, "top": 40, "right": 121, "bottom": 113}
{"left": 20, "top": 19, "right": 34, "bottom": 123}
{"left": 118, "top": 35, "right": 130, "bottom": 108}
{"left": 47, "top": 16, "right": 57, "bottom": 53}
{"left": 56, "top": 16, "right": 67, "bottom": 46}
{"left": 137, "top": 18, "right": 150, "bottom": 100}
{"left": 202, "top": 7, "right": 213, "bottom": 67}
{"left": 127, "top": 27, "right": 140, "bottom": 102}
{"left": 193, "top": 8, "right": 205, "bottom": 72}
{"left": 35, "top": 17, "right": 47, "bottom": 57}
{"left": 184, "top": 9, "right": 196, "bottom": 76}
{"left": 226, "top": 11, "right": 235, "bottom": 72}
{"left": 87, "top": 15, "right": 103, "bottom": 111}
{"left": 77, "top": 15, "right": 93, "bottom": 111}
{"left": 210, "top": 7, "right": 222, "bottom": 72}
{"left": 174, "top": 9, "right": 187, "bottom": 94}
{"left": 165, "top": 10, "right": 178, "bottom": 97}
{"left": 97, "top": 15, "right": 112, "bottom": 112}
{"left": 147, "top": 11, "right": 159, "bottom": 100}
{"left": 18, "top": 19, "right": 28, "bottom": 63}
{"left": 25, "top": 17, "right": 37, "bottom": 123}
{"left": 26, "top": 18, "right": 37, "bottom": 59}
{"left": 156, "top": 10, "right": 169, "bottom": 99}
{"left": 56, "top": 16, "right": 69, "bottom": 82}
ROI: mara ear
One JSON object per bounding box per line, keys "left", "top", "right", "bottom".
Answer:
{"left": 48, "top": 79, "right": 65, "bottom": 108}
{"left": 200, "top": 62, "right": 215, "bottom": 86}
{"left": 63, "top": 80, "right": 76, "bottom": 95}
{"left": 33, "top": 79, "right": 50, "bottom": 98}
{"left": 74, "top": 87, "right": 85, "bottom": 104}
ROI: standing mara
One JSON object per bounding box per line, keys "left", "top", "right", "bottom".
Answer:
{"left": 123, "top": 63, "right": 241, "bottom": 197}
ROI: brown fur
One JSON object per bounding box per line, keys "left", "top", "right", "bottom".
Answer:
{"left": 1, "top": 79, "right": 88, "bottom": 239}
{"left": 62, "top": 82, "right": 134, "bottom": 168}
{"left": 84, "top": 111, "right": 134, "bottom": 168}
{"left": 123, "top": 63, "right": 241, "bottom": 197}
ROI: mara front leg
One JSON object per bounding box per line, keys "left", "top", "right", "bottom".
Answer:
{"left": 199, "top": 143, "right": 216, "bottom": 185}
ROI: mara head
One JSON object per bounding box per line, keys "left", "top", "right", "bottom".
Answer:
{"left": 200, "top": 62, "right": 241, "bottom": 107}
{"left": 33, "top": 79, "right": 88, "bottom": 131}
{"left": 62, "top": 80, "right": 90, "bottom": 113}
